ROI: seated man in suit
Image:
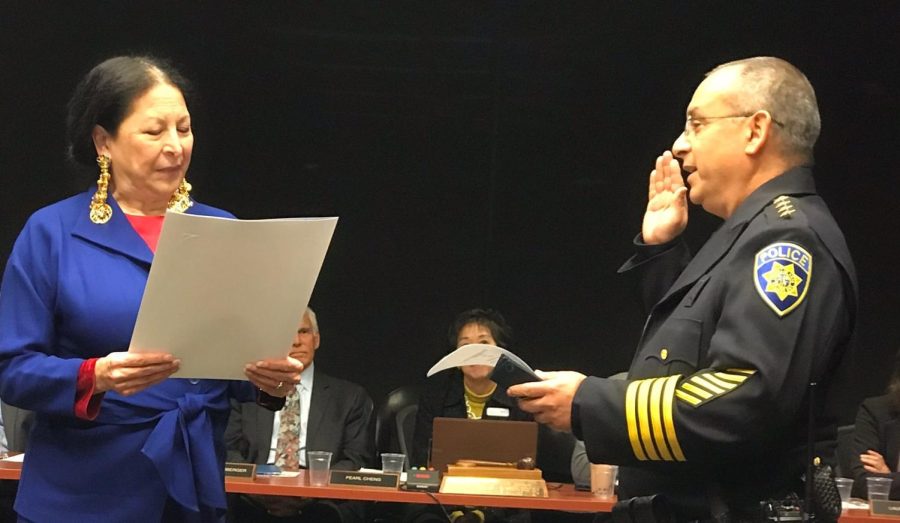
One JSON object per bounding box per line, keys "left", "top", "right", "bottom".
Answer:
{"left": 225, "top": 307, "right": 375, "bottom": 523}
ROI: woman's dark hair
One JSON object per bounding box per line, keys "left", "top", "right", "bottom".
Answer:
{"left": 65, "top": 55, "right": 194, "bottom": 167}
{"left": 447, "top": 308, "right": 513, "bottom": 350}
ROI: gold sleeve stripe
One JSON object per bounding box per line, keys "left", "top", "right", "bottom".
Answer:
{"left": 661, "top": 376, "right": 686, "bottom": 461}
{"left": 681, "top": 382, "right": 713, "bottom": 399}
{"left": 675, "top": 389, "right": 702, "bottom": 405}
{"left": 637, "top": 379, "right": 660, "bottom": 461}
{"left": 676, "top": 369, "right": 758, "bottom": 408}
{"left": 625, "top": 376, "right": 686, "bottom": 462}
{"left": 689, "top": 375, "right": 725, "bottom": 394}
{"left": 712, "top": 372, "right": 748, "bottom": 384}
{"left": 625, "top": 380, "right": 648, "bottom": 461}
{"left": 648, "top": 378, "right": 674, "bottom": 461}
{"left": 702, "top": 373, "right": 738, "bottom": 390}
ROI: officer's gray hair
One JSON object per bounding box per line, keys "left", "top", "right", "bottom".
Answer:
{"left": 709, "top": 57, "right": 820, "bottom": 162}
{"left": 305, "top": 307, "right": 319, "bottom": 333}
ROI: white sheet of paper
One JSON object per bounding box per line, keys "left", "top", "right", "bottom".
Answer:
{"left": 129, "top": 212, "right": 337, "bottom": 379}
{"left": 426, "top": 343, "right": 535, "bottom": 377}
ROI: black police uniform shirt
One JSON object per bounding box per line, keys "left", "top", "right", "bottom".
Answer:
{"left": 571, "top": 167, "right": 858, "bottom": 516}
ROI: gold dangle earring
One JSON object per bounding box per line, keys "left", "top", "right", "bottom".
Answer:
{"left": 167, "top": 178, "right": 193, "bottom": 213}
{"left": 89, "top": 155, "right": 113, "bottom": 224}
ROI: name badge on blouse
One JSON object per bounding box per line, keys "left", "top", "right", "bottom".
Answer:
{"left": 485, "top": 407, "right": 510, "bottom": 418}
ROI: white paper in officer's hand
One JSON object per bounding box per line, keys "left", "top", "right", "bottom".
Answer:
{"left": 427, "top": 343, "right": 534, "bottom": 377}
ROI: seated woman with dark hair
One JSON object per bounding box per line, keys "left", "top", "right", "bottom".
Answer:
{"left": 407, "top": 309, "right": 531, "bottom": 523}
{"left": 849, "top": 353, "right": 900, "bottom": 499}
{"left": 411, "top": 308, "right": 532, "bottom": 469}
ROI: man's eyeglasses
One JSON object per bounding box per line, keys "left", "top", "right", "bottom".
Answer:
{"left": 683, "top": 112, "right": 784, "bottom": 136}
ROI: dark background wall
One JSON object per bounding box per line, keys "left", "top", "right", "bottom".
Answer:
{"left": 1, "top": 2, "right": 897, "bottom": 422}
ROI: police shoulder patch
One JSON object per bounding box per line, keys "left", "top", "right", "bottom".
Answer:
{"left": 753, "top": 242, "right": 812, "bottom": 317}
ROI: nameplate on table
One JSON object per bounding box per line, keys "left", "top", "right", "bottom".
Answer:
{"left": 871, "top": 499, "right": 900, "bottom": 517}
{"left": 224, "top": 462, "right": 255, "bottom": 480}
{"left": 330, "top": 470, "right": 400, "bottom": 489}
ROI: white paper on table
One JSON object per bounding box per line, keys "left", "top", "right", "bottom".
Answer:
{"left": 129, "top": 212, "right": 338, "bottom": 379}
{"left": 1, "top": 453, "right": 24, "bottom": 462}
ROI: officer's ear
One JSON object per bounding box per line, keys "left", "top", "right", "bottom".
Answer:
{"left": 744, "top": 110, "right": 775, "bottom": 155}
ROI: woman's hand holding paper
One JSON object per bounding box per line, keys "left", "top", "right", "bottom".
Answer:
{"left": 94, "top": 352, "right": 180, "bottom": 396}
{"left": 245, "top": 356, "right": 304, "bottom": 396}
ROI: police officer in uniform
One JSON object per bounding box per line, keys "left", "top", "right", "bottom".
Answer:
{"left": 508, "top": 57, "right": 858, "bottom": 520}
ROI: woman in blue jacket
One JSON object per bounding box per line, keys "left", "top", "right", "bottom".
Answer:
{"left": 0, "top": 56, "right": 302, "bottom": 522}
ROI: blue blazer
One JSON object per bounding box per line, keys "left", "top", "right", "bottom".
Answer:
{"left": 0, "top": 190, "right": 256, "bottom": 522}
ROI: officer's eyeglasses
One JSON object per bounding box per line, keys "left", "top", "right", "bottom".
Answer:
{"left": 683, "top": 112, "right": 784, "bottom": 137}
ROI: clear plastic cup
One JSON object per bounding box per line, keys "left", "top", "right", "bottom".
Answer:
{"left": 834, "top": 477, "right": 852, "bottom": 504}
{"left": 307, "top": 450, "right": 332, "bottom": 486}
{"left": 867, "top": 476, "right": 892, "bottom": 501}
{"left": 590, "top": 464, "right": 618, "bottom": 500}
{"left": 381, "top": 453, "right": 406, "bottom": 474}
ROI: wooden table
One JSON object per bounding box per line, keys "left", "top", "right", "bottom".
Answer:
{"left": 229, "top": 471, "right": 611, "bottom": 512}
{"left": 840, "top": 508, "right": 900, "bottom": 523}
{"left": 10, "top": 461, "right": 890, "bottom": 520}
{"left": 0, "top": 460, "right": 611, "bottom": 512}
{"left": 0, "top": 460, "right": 21, "bottom": 481}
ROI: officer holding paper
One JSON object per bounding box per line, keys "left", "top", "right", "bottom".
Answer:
{"left": 508, "top": 57, "right": 858, "bottom": 520}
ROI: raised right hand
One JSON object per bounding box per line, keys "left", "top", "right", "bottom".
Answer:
{"left": 642, "top": 150, "right": 688, "bottom": 244}
{"left": 94, "top": 351, "right": 180, "bottom": 396}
